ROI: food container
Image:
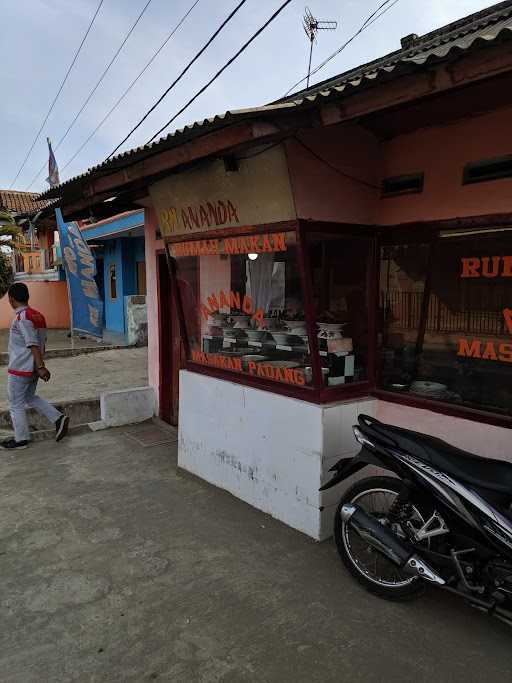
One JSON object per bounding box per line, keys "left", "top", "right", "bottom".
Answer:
{"left": 246, "top": 329, "right": 267, "bottom": 342}
{"left": 271, "top": 332, "right": 296, "bottom": 345}
{"left": 410, "top": 380, "right": 448, "bottom": 399}
{"left": 261, "top": 317, "right": 280, "bottom": 331}
{"left": 317, "top": 322, "right": 348, "bottom": 340}
{"left": 223, "top": 328, "right": 247, "bottom": 339}
{"left": 230, "top": 315, "right": 251, "bottom": 329}
{"left": 284, "top": 320, "right": 307, "bottom": 336}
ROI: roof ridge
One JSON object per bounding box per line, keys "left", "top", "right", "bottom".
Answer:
{"left": 282, "top": 0, "right": 512, "bottom": 101}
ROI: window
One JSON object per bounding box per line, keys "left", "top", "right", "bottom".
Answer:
{"left": 379, "top": 230, "right": 512, "bottom": 416}
{"left": 109, "top": 264, "right": 117, "bottom": 300}
{"left": 307, "top": 232, "right": 372, "bottom": 386}
{"left": 169, "top": 228, "right": 373, "bottom": 394}
{"left": 381, "top": 173, "right": 424, "bottom": 197}
{"left": 463, "top": 154, "right": 512, "bottom": 185}
{"left": 170, "top": 231, "right": 313, "bottom": 389}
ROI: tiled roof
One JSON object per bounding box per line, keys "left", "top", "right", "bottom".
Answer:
{"left": 0, "top": 190, "right": 55, "bottom": 216}
{"left": 40, "top": 0, "right": 512, "bottom": 200}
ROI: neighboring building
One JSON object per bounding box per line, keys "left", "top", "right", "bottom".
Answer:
{"left": 42, "top": 2, "right": 512, "bottom": 539}
{"left": 80, "top": 210, "right": 147, "bottom": 345}
{"left": 0, "top": 190, "right": 69, "bottom": 329}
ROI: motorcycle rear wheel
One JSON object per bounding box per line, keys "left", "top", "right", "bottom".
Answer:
{"left": 334, "top": 476, "right": 427, "bottom": 601}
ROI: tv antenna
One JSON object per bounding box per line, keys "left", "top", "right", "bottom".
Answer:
{"left": 303, "top": 7, "right": 338, "bottom": 88}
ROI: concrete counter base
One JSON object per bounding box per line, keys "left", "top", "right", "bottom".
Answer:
{"left": 178, "top": 370, "right": 377, "bottom": 541}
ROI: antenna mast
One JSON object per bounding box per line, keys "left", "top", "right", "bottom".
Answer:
{"left": 303, "top": 7, "right": 337, "bottom": 88}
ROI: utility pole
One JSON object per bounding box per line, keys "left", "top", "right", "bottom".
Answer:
{"left": 303, "top": 7, "right": 337, "bottom": 88}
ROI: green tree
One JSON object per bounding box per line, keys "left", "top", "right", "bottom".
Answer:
{"left": 0, "top": 210, "right": 21, "bottom": 297}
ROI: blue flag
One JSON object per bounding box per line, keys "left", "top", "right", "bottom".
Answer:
{"left": 55, "top": 209, "right": 103, "bottom": 338}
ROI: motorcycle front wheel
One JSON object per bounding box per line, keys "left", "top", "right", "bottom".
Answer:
{"left": 334, "top": 476, "right": 428, "bottom": 601}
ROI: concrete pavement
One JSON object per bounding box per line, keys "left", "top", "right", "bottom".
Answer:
{"left": 0, "top": 424, "right": 511, "bottom": 682}
{"left": 0, "top": 329, "right": 114, "bottom": 352}
{"left": 0, "top": 347, "right": 148, "bottom": 410}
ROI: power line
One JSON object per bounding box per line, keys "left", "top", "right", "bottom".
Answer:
{"left": 60, "top": 0, "right": 202, "bottom": 176}
{"left": 284, "top": 0, "right": 401, "bottom": 97}
{"left": 26, "top": 0, "right": 155, "bottom": 191}
{"left": 107, "top": 0, "right": 249, "bottom": 160}
{"left": 292, "top": 135, "right": 380, "bottom": 190}
{"left": 8, "top": 0, "right": 104, "bottom": 189}
{"left": 147, "top": 0, "right": 295, "bottom": 145}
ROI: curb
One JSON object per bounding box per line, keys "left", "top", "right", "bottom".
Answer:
{"left": 0, "top": 398, "right": 101, "bottom": 433}
{"left": 0, "top": 344, "right": 132, "bottom": 366}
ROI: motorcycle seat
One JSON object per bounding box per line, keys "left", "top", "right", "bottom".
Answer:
{"left": 358, "top": 415, "right": 512, "bottom": 494}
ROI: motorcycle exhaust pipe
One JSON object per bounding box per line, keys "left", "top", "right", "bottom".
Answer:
{"left": 341, "top": 504, "right": 445, "bottom": 585}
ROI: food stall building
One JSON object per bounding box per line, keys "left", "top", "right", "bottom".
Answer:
{"left": 43, "top": 1, "right": 512, "bottom": 539}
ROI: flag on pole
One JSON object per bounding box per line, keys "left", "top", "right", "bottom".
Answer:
{"left": 46, "top": 138, "right": 60, "bottom": 187}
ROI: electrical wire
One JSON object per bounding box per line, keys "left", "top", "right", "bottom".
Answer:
{"left": 284, "top": 0, "right": 401, "bottom": 97}
{"left": 59, "top": 0, "right": 202, "bottom": 176}
{"left": 107, "top": 0, "right": 249, "bottom": 160}
{"left": 146, "top": 0, "right": 294, "bottom": 145}
{"left": 293, "top": 135, "right": 380, "bottom": 190}
{"left": 26, "top": 0, "right": 155, "bottom": 191}
{"left": 8, "top": 0, "right": 104, "bottom": 189}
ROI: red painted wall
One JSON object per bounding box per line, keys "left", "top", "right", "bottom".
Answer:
{"left": 0, "top": 280, "right": 70, "bottom": 329}
{"left": 286, "top": 105, "right": 512, "bottom": 227}
{"left": 378, "top": 104, "right": 512, "bottom": 225}
{"left": 286, "top": 124, "right": 380, "bottom": 225}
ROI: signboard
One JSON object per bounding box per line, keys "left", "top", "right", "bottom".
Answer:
{"left": 149, "top": 144, "right": 296, "bottom": 237}
{"left": 457, "top": 254, "right": 512, "bottom": 363}
{"left": 55, "top": 209, "right": 103, "bottom": 338}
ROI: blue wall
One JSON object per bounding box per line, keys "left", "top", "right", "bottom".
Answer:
{"left": 102, "top": 236, "right": 145, "bottom": 334}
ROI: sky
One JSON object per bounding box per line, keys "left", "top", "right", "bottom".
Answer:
{"left": 0, "top": 0, "right": 500, "bottom": 192}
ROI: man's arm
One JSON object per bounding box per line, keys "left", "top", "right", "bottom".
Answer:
{"left": 17, "top": 317, "right": 50, "bottom": 382}
{"left": 29, "top": 346, "right": 50, "bottom": 382}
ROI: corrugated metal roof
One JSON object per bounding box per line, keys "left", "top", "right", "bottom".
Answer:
{"left": 283, "top": 0, "right": 512, "bottom": 104}
{"left": 39, "top": 0, "right": 512, "bottom": 200}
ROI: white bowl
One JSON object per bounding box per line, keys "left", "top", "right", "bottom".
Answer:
{"left": 271, "top": 332, "right": 295, "bottom": 345}
{"left": 224, "top": 328, "right": 247, "bottom": 339}
{"left": 246, "top": 329, "right": 267, "bottom": 341}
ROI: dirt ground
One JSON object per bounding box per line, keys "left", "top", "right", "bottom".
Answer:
{"left": 0, "top": 423, "right": 511, "bottom": 682}
{"left": 0, "top": 347, "right": 148, "bottom": 410}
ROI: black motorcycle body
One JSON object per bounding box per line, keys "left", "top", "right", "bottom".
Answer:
{"left": 322, "top": 414, "right": 512, "bottom": 625}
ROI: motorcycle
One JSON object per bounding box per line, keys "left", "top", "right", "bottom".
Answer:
{"left": 321, "top": 414, "right": 512, "bottom": 625}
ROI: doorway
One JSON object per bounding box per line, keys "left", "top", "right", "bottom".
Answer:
{"left": 158, "top": 254, "right": 181, "bottom": 425}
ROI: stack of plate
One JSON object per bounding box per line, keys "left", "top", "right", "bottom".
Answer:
{"left": 410, "top": 381, "right": 448, "bottom": 399}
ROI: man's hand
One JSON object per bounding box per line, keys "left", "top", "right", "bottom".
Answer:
{"left": 37, "top": 366, "right": 51, "bottom": 382}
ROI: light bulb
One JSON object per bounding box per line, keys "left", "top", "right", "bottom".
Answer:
{"left": 248, "top": 253, "right": 258, "bottom": 261}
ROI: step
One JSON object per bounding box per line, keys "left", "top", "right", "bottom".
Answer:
{"left": 0, "top": 398, "right": 100, "bottom": 432}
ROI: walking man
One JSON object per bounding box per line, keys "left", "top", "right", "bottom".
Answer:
{"left": 2, "top": 283, "right": 69, "bottom": 450}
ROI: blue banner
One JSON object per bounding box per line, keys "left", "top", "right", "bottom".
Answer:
{"left": 55, "top": 209, "right": 103, "bottom": 338}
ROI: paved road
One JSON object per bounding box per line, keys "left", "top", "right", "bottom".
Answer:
{"left": 0, "top": 425, "right": 511, "bottom": 682}
{"left": 0, "top": 347, "right": 148, "bottom": 409}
